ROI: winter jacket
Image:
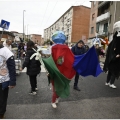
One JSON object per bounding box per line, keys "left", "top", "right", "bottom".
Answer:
{"left": 103, "top": 32, "right": 120, "bottom": 78}
{"left": 22, "top": 48, "right": 41, "bottom": 76}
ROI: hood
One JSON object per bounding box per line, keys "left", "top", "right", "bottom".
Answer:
{"left": 75, "top": 40, "right": 84, "bottom": 46}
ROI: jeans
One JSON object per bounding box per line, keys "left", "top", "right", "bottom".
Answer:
{"left": 0, "top": 84, "right": 9, "bottom": 115}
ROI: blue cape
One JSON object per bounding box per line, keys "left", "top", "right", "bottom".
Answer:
{"left": 73, "top": 46, "right": 103, "bottom": 77}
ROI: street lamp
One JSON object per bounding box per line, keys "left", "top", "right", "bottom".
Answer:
{"left": 23, "top": 10, "right": 26, "bottom": 42}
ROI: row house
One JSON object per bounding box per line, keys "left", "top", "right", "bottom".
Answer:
{"left": 44, "top": 6, "right": 90, "bottom": 46}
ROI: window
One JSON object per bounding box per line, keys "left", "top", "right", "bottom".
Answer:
{"left": 103, "top": 23, "right": 108, "bottom": 32}
{"left": 66, "top": 35, "right": 68, "bottom": 40}
{"left": 111, "top": 1, "right": 113, "bottom": 5}
{"left": 92, "top": 13, "right": 95, "bottom": 21}
{"left": 93, "top": 1, "right": 96, "bottom": 6}
{"left": 109, "top": 15, "right": 112, "bottom": 23}
{"left": 91, "top": 27, "right": 94, "bottom": 34}
{"left": 96, "top": 23, "right": 100, "bottom": 33}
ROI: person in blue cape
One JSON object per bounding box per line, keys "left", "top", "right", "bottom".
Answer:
{"left": 71, "top": 40, "right": 86, "bottom": 91}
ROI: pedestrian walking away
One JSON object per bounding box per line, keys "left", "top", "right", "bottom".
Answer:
{"left": 21, "top": 41, "right": 41, "bottom": 95}
{"left": 71, "top": 40, "right": 86, "bottom": 91}
{"left": 0, "top": 41, "right": 16, "bottom": 119}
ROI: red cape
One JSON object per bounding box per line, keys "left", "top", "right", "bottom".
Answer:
{"left": 52, "top": 44, "right": 76, "bottom": 79}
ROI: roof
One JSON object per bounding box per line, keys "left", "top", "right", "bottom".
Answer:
{"left": 0, "top": 31, "right": 15, "bottom": 37}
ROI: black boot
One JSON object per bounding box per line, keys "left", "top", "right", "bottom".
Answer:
{"left": 73, "top": 86, "right": 80, "bottom": 91}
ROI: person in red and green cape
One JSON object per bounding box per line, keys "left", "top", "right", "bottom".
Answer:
{"left": 42, "top": 31, "right": 76, "bottom": 108}
{"left": 42, "top": 31, "right": 103, "bottom": 109}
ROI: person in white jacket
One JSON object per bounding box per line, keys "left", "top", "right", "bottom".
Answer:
{"left": 0, "top": 41, "right": 16, "bottom": 119}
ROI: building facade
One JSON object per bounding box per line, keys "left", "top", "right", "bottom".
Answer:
{"left": 108, "top": 1, "right": 120, "bottom": 41}
{"left": 44, "top": 6, "right": 90, "bottom": 46}
{"left": 89, "top": 1, "right": 120, "bottom": 47}
{"left": 89, "top": 1, "right": 98, "bottom": 39}
{"left": 0, "top": 31, "right": 14, "bottom": 42}
{"left": 30, "top": 34, "right": 42, "bottom": 45}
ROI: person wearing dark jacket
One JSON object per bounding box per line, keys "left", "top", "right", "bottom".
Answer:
{"left": 22, "top": 41, "right": 41, "bottom": 95}
{"left": 71, "top": 40, "right": 86, "bottom": 91}
{"left": 0, "top": 41, "right": 16, "bottom": 119}
{"left": 103, "top": 31, "right": 120, "bottom": 89}
{"left": 95, "top": 44, "right": 101, "bottom": 62}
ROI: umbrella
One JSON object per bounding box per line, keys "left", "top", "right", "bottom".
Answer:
{"left": 52, "top": 31, "right": 66, "bottom": 44}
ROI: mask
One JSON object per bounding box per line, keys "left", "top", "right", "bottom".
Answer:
{"left": 113, "top": 21, "right": 120, "bottom": 37}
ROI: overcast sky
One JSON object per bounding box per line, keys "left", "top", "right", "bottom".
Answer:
{"left": 0, "top": 0, "right": 91, "bottom": 37}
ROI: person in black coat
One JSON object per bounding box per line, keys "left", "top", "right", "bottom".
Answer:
{"left": 103, "top": 31, "right": 120, "bottom": 89}
{"left": 22, "top": 41, "right": 41, "bottom": 95}
{"left": 71, "top": 40, "right": 86, "bottom": 91}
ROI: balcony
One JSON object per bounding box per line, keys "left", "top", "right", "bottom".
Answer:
{"left": 97, "top": 31, "right": 108, "bottom": 36}
{"left": 98, "top": 1, "right": 110, "bottom": 8}
{"left": 96, "top": 12, "right": 110, "bottom": 23}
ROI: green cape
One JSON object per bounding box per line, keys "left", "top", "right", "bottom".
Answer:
{"left": 42, "top": 56, "right": 71, "bottom": 98}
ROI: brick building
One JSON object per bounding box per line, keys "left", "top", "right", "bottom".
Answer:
{"left": 89, "top": 1, "right": 98, "bottom": 39}
{"left": 30, "top": 34, "right": 42, "bottom": 45}
{"left": 44, "top": 6, "right": 91, "bottom": 46}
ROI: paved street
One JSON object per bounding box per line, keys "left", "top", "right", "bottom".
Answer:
{"left": 5, "top": 63, "right": 120, "bottom": 119}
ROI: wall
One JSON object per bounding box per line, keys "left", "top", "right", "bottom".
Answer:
{"left": 71, "top": 6, "right": 91, "bottom": 43}
{"left": 89, "top": 1, "right": 98, "bottom": 39}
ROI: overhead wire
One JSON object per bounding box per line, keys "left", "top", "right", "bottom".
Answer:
{"left": 40, "top": 0, "right": 50, "bottom": 28}
{"left": 43, "top": 0, "right": 58, "bottom": 28}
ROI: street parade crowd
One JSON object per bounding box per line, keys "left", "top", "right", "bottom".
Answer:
{"left": 0, "top": 21, "right": 120, "bottom": 118}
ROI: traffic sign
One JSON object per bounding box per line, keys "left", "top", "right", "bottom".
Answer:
{"left": 0, "top": 19, "right": 10, "bottom": 30}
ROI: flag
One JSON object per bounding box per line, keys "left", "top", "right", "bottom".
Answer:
{"left": 52, "top": 44, "right": 76, "bottom": 79}
{"left": 73, "top": 46, "right": 103, "bottom": 77}
{"left": 42, "top": 56, "right": 71, "bottom": 98}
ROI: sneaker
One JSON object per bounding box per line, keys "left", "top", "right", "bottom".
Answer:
{"left": 29, "top": 91, "right": 37, "bottom": 95}
{"left": 73, "top": 86, "right": 81, "bottom": 91}
{"left": 35, "top": 88, "right": 38, "bottom": 91}
{"left": 51, "top": 103, "right": 57, "bottom": 108}
{"left": 105, "top": 82, "right": 110, "bottom": 86}
{"left": 109, "top": 84, "right": 117, "bottom": 89}
{"left": 55, "top": 98, "right": 59, "bottom": 104}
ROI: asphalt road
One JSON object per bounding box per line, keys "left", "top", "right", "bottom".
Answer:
{"left": 5, "top": 71, "right": 120, "bottom": 119}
